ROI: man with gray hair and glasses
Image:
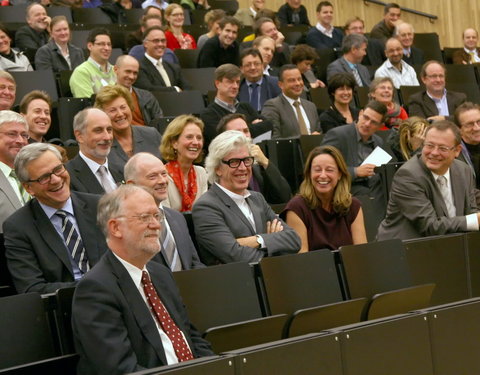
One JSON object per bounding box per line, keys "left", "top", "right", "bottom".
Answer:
{"left": 192, "top": 130, "right": 300, "bottom": 265}
{"left": 0, "top": 110, "right": 29, "bottom": 233}
{"left": 4, "top": 143, "right": 107, "bottom": 294}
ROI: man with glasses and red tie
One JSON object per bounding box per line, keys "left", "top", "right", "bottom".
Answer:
{"left": 3, "top": 143, "right": 108, "bottom": 294}
{"left": 378, "top": 121, "right": 480, "bottom": 240}
{"left": 0, "top": 111, "right": 29, "bottom": 234}
{"left": 72, "top": 184, "right": 213, "bottom": 374}
{"left": 192, "top": 130, "right": 300, "bottom": 265}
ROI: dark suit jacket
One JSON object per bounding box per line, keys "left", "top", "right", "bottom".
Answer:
{"left": 66, "top": 155, "right": 124, "bottom": 195}
{"left": 197, "top": 35, "right": 239, "bottom": 68}
{"left": 72, "top": 251, "right": 213, "bottom": 375}
{"left": 238, "top": 75, "right": 281, "bottom": 111}
{"left": 152, "top": 207, "right": 204, "bottom": 270}
{"left": 108, "top": 125, "right": 162, "bottom": 171}
{"left": 261, "top": 95, "right": 321, "bottom": 138}
{"left": 3, "top": 192, "right": 107, "bottom": 294}
{"left": 14, "top": 25, "right": 49, "bottom": 51}
{"left": 34, "top": 40, "right": 85, "bottom": 72}
{"left": 252, "top": 163, "right": 291, "bottom": 204}
{"left": 192, "top": 183, "right": 300, "bottom": 265}
{"left": 306, "top": 27, "right": 343, "bottom": 50}
{"left": 133, "top": 86, "right": 163, "bottom": 125}
{"left": 403, "top": 46, "right": 425, "bottom": 67}
{"left": 377, "top": 155, "right": 478, "bottom": 240}
{"left": 407, "top": 90, "right": 467, "bottom": 122}
{"left": 277, "top": 3, "right": 310, "bottom": 26}
{"left": 370, "top": 20, "right": 393, "bottom": 45}
{"left": 452, "top": 48, "right": 480, "bottom": 64}
{"left": 0, "top": 171, "right": 22, "bottom": 234}
{"left": 135, "top": 56, "right": 190, "bottom": 92}
{"left": 327, "top": 57, "right": 371, "bottom": 86}
{"left": 321, "top": 124, "right": 385, "bottom": 199}
{"left": 363, "top": 37, "right": 386, "bottom": 66}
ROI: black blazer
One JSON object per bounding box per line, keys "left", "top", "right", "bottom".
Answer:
{"left": 151, "top": 207, "right": 205, "bottom": 270}
{"left": 108, "top": 125, "right": 162, "bottom": 171}
{"left": 66, "top": 154, "right": 124, "bottom": 195}
{"left": 3, "top": 192, "right": 108, "bottom": 294}
{"left": 277, "top": 3, "right": 310, "bottom": 26}
{"left": 135, "top": 56, "right": 190, "bottom": 92}
{"left": 35, "top": 39, "right": 85, "bottom": 72}
{"left": 72, "top": 251, "right": 213, "bottom": 375}
{"left": 407, "top": 90, "right": 467, "bottom": 122}
{"left": 14, "top": 25, "right": 49, "bottom": 51}
{"left": 237, "top": 75, "right": 282, "bottom": 111}
{"left": 252, "top": 163, "right": 291, "bottom": 204}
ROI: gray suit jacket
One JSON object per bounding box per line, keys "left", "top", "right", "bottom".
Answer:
{"left": 407, "top": 90, "right": 467, "bottom": 122}
{"left": 35, "top": 40, "right": 85, "bottom": 72}
{"left": 108, "top": 125, "right": 162, "bottom": 171}
{"left": 326, "top": 57, "right": 371, "bottom": 87}
{"left": 4, "top": 192, "right": 108, "bottom": 294}
{"left": 133, "top": 86, "right": 163, "bottom": 125}
{"left": 66, "top": 155, "right": 124, "bottom": 195}
{"left": 152, "top": 207, "right": 204, "bottom": 270}
{"left": 192, "top": 183, "right": 300, "bottom": 265}
{"left": 261, "top": 95, "right": 321, "bottom": 139}
{"left": 0, "top": 171, "right": 22, "bottom": 234}
{"left": 72, "top": 251, "right": 213, "bottom": 375}
{"left": 377, "top": 155, "right": 478, "bottom": 240}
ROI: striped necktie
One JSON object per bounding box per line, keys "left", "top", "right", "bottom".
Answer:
{"left": 351, "top": 65, "right": 363, "bottom": 87}
{"left": 160, "top": 213, "right": 181, "bottom": 271}
{"left": 56, "top": 210, "right": 89, "bottom": 274}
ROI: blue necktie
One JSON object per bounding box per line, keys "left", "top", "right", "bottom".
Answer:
{"left": 56, "top": 210, "right": 89, "bottom": 274}
{"left": 249, "top": 83, "right": 259, "bottom": 111}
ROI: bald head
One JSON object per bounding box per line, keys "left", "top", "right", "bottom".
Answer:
{"left": 124, "top": 152, "right": 169, "bottom": 205}
{"left": 395, "top": 22, "right": 414, "bottom": 48}
{"left": 114, "top": 55, "right": 140, "bottom": 89}
{"left": 463, "top": 28, "right": 479, "bottom": 50}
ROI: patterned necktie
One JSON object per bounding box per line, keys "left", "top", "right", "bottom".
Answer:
{"left": 9, "top": 169, "right": 30, "bottom": 204}
{"left": 469, "top": 51, "right": 476, "bottom": 63}
{"left": 157, "top": 60, "right": 172, "bottom": 87}
{"left": 141, "top": 271, "right": 194, "bottom": 362}
{"left": 293, "top": 100, "right": 309, "bottom": 135}
{"left": 436, "top": 176, "right": 456, "bottom": 217}
{"left": 55, "top": 210, "right": 89, "bottom": 273}
{"left": 249, "top": 83, "right": 259, "bottom": 111}
{"left": 160, "top": 215, "right": 181, "bottom": 271}
{"left": 97, "top": 165, "right": 116, "bottom": 193}
{"left": 351, "top": 65, "right": 363, "bottom": 87}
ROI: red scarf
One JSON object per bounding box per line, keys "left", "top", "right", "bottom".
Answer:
{"left": 166, "top": 161, "right": 197, "bottom": 212}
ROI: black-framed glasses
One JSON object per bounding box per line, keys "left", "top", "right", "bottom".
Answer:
{"left": 221, "top": 157, "right": 254, "bottom": 168}
{"left": 27, "top": 164, "right": 66, "bottom": 185}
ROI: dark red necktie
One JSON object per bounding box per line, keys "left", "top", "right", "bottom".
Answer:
{"left": 141, "top": 271, "right": 194, "bottom": 362}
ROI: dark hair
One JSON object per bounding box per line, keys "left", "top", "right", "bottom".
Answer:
{"left": 0, "top": 23, "right": 12, "bottom": 41}
{"left": 454, "top": 101, "right": 480, "bottom": 127}
{"left": 253, "top": 17, "right": 275, "bottom": 36}
{"left": 364, "top": 100, "right": 388, "bottom": 123}
{"left": 278, "top": 64, "right": 299, "bottom": 82}
{"left": 141, "top": 14, "right": 162, "bottom": 29}
{"left": 327, "top": 72, "right": 356, "bottom": 96}
{"left": 87, "top": 27, "right": 111, "bottom": 44}
{"left": 291, "top": 44, "right": 318, "bottom": 64}
{"left": 316, "top": 1, "right": 333, "bottom": 12}
{"left": 384, "top": 2, "right": 400, "bottom": 14}
{"left": 344, "top": 16, "right": 364, "bottom": 31}
{"left": 215, "top": 63, "right": 241, "bottom": 81}
{"left": 254, "top": 9, "right": 279, "bottom": 26}
{"left": 240, "top": 48, "right": 263, "bottom": 64}
{"left": 425, "top": 120, "right": 462, "bottom": 146}
{"left": 142, "top": 25, "right": 164, "bottom": 40}
{"left": 216, "top": 113, "right": 247, "bottom": 134}
{"left": 219, "top": 16, "right": 241, "bottom": 30}
{"left": 420, "top": 60, "right": 446, "bottom": 78}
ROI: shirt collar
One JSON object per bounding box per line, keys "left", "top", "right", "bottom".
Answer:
{"left": 215, "top": 182, "right": 251, "bottom": 202}
{"left": 113, "top": 251, "right": 147, "bottom": 287}
{"left": 87, "top": 56, "right": 111, "bottom": 73}
{"left": 39, "top": 197, "right": 74, "bottom": 220}
{"left": 0, "top": 161, "right": 12, "bottom": 179}
{"left": 355, "top": 125, "right": 373, "bottom": 143}
{"left": 426, "top": 88, "right": 447, "bottom": 102}
{"left": 214, "top": 97, "right": 238, "bottom": 112}
{"left": 431, "top": 168, "right": 451, "bottom": 183}
{"left": 246, "top": 77, "right": 263, "bottom": 86}
{"left": 316, "top": 22, "right": 333, "bottom": 34}
{"left": 282, "top": 93, "right": 299, "bottom": 105}
{"left": 145, "top": 52, "right": 162, "bottom": 66}
{"left": 79, "top": 150, "right": 110, "bottom": 173}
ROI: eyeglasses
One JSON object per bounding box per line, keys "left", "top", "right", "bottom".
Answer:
{"left": 0, "top": 131, "right": 29, "bottom": 140}
{"left": 93, "top": 42, "right": 112, "bottom": 47}
{"left": 221, "top": 157, "right": 254, "bottom": 168}
{"left": 425, "top": 74, "right": 445, "bottom": 79}
{"left": 145, "top": 38, "right": 166, "bottom": 44}
{"left": 117, "top": 211, "right": 164, "bottom": 224}
{"left": 423, "top": 142, "right": 456, "bottom": 153}
{"left": 462, "top": 119, "right": 480, "bottom": 129}
{"left": 27, "top": 163, "right": 66, "bottom": 185}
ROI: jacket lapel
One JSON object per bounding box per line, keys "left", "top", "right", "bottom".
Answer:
{"left": 71, "top": 192, "right": 100, "bottom": 265}
{"left": 0, "top": 171, "right": 22, "bottom": 210}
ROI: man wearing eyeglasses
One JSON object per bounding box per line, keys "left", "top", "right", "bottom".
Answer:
{"left": 71, "top": 185, "right": 213, "bottom": 374}
{"left": 408, "top": 60, "right": 466, "bottom": 123}
{"left": 70, "top": 28, "right": 117, "bottom": 98}
{"left": 3, "top": 143, "right": 108, "bottom": 294}
{"left": 378, "top": 121, "right": 479, "bottom": 240}
{"left": 454, "top": 102, "right": 480, "bottom": 198}
{"left": 0, "top": 111, "right": 29, "bottom": 234}
{"left": 192, "top": 130, "right": 300, "bottom": 265}
{"left": 322, "top": 100, "right": 389, "bottom": 212}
